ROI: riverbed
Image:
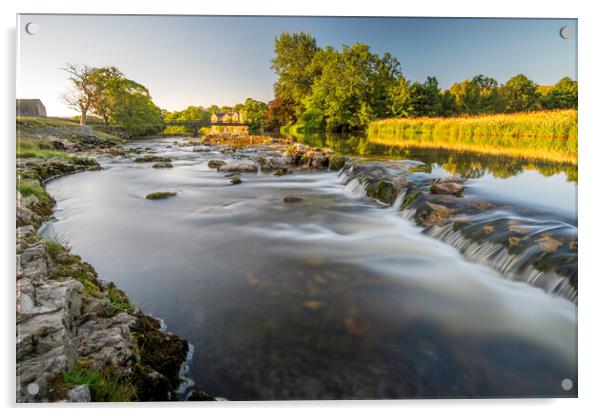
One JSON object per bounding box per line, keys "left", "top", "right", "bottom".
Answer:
{"left": 43, "top": 136, "right": 577, "bottom": 400}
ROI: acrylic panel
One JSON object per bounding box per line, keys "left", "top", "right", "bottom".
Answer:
{"left": 16, "top": 14, "right": 578, "bottom": 402}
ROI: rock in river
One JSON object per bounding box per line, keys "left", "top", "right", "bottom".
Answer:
{"left": 217, "top": 159, "right": 258, "bottom": 173}
{"left": 208, "top": 160, "right": 226, "bottom": 169}
{"left": 152, "top": 162, "right": 173, "bottom": 169}
{"left": 145, "top": 192, "right": 177, "bottom": 200}
{"left": 431, "top": 182, "right": 464, "bottom": 196}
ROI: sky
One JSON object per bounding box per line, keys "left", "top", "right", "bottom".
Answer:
{"left": 17, "top": 15, "right": 577, "bottom": 116}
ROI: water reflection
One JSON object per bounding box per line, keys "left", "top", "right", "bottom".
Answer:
{"left": 281, "top": 131, "right": 577, "bottom": 183}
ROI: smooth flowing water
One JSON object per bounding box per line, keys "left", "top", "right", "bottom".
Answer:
{"left": 43, "top": 136, "right": 577, "bottom": 399}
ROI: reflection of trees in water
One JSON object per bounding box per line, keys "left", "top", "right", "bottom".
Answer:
{"left": 284, "top": 132, "right": 577, "bottom": 183}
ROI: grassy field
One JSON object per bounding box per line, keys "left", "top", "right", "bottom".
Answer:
{"left": 367, "top": 110, "right": 577, "bottom": 164}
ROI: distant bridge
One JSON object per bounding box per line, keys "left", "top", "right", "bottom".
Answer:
{"left": 163, "top": 120, "right": 247, "bottom": 137}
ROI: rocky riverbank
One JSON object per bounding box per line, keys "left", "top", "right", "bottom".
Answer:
{"left": 16, "top": 122, "right": 190, "bottom": 402}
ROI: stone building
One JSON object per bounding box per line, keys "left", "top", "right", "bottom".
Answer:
{"left": 16, "top": 99, "right": 47, "bottom": 117}
{"left": 211, "top": 111, "right": 244, "bottom": 124}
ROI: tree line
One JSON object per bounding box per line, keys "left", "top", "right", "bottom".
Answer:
{"left": 267, "top": 32, "right": 578, "bottom": 132}
{"left": 61, "top": 64, "right": 163, "bottom": 137}
{"left": 162, "top": 98, "right": 269, "bottom": 135}
{"left": 62, "top": 33, "right": 577, "bottom": 136}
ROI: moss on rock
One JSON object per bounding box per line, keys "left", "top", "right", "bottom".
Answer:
{"left": 365, "top": 180, "right": 397, "bottom": 205}
{"left": 328, "top": 155, "right": 346, "bottom": 170}
{"left": 145, "top": 192, "right": 177, "bottom": 200}
{"left": 133, "top": 155, "right": 172, "bottom": 163}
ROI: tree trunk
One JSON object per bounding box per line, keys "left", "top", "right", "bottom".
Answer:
{"left": 103, "top": 115, "right": 109, "bottom": 128}
{"left": 80, "top": 110, "right": 87, "bottom": 126}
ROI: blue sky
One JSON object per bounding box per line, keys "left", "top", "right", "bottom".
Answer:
{"left": 17, "top": 15, "right": 577, "bottom": 116}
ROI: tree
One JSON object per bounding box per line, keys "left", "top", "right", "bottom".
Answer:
{"left": 271, "top": 32, "right": 320, "bottom": 121}
{"left": 447, "top": 75, "right": 501, "bottom": 115}
{"left": 389, "top": 75, "right": 415, "bottom": 117}
{"left": 107, "top": 78, "right": 163, "bottom": 136}
{"left": 60, "top": 64, "right": 96, "bottom": 126}
{"left": 502, "top": 74, "right": 540, "bottom": 112}
{"left": 301, "top": 43, "right": 403, "bottom": 131}
{"left": 89, "top": 66, "right": 124, "bottom": 126}
{"left": 410, "top": 76, "right": 442, "bottom": 116}
{"left": 266, "top": 95, "right": 296, "bottom": 128}
{"left": 449, "top": 79, "right": 481, "bottom": 114}
{"left": 207, "top": 105, "right": 220, "bottom": 116}
{"left": 163, "top": 106, "right": 210, "bottom": 135}
{"left": 543, "top": 77, "right": 578, "bottom": 109}
{"left": 242, "top": 98, "right": 268, "bottom": 130}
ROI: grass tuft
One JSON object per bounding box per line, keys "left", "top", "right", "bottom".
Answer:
{"left": 17, "top": 182, "right": 48, "bottom": 201}
{"left": 44, "top": 235, "right": 71, "bottom": 259}
{"left": 62, "top": 366, "right": 136, "bottom": 402}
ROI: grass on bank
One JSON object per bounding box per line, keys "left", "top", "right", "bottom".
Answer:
{"left": 17, "top": 182, "right": 48, "bottom": 200}
{"left": 367, "top": 110, "right": 577, "bottom": 164}
{"left": 17, "top": 116, "right": 124, "bottom": 153}
{"left": 43, "top": 234, "right": 71, "bottom": 258}
{"left": 62, "top": 364, "right": 136, "bottom": 402}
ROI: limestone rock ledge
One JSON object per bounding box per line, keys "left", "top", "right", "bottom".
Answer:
{"left": 16, "top": 147, "right": 188, "bottom": 402}
{"left": 16, "top": 223, "right": 188, "bottom": 402}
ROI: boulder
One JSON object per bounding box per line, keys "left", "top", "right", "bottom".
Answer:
{"left": 207, "top": 160, "right": 226, "bottom": 169}
{"left": 283, "top": 196, "right": 303, "bottom": 203}
{"left": 217, "top": 159, "right": 258, "bottom": 172}
{"left": 366, "top": 180, "right": 397, "bottom": 205}
{"left": 152, "top": 162, "right": 173, "bottom": 169}
{"left": 67, "top": 385, "right": 91, "bottom": 402}
{"left": 431, "top": 182, "right": 464, "bottom": 196}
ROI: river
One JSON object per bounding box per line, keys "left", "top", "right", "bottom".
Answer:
{"left": 42, "top": 134, "right": 577, "bottom": 400}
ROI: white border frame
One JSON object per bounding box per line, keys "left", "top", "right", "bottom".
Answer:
{"left": 2, "top": 1, "right": 601, "bottom": 415}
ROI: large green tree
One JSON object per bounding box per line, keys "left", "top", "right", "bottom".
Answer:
{"left": 271, "top": 32, "right": 320, "bottom": 121}
{"left": 242, "top": 98, "right": 268, "bottom": 130}
{"left": 542, "top": 77, "right": 578, "bottom": 109}
{"left": 88, "top": 66, "right": 124, "bottom": 126}
{"left": 502, "top": 74, "right": 540, "bottom": 112}
{"left": 302, "top": 44, "right": 402, "bottom": 131}
{"left": 106, "top": 78, "right": 163, "bottom": 136}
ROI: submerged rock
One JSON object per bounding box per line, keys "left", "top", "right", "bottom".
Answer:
{"left": 152, "top": 162, "right": 173, "bottom": 169}
{"left": 187, "top": 391, "right": 216, "bottom": 401}
{"left": 230, "top": 177, "right": 242, "bottom": 185}
{"left": 133, "top": 155, "right": 172, "bottom": 163}
{"left": 208, "top": 160, "right": 226, "bottom": 169}
{"left": 418, "top": 202, "right": 453, "bottom": 226}
{"left": 145, "top": 192, "right": 177, "bottom": 200}
{"left": 273, "top": 167, "right": 291, "bottom": 176}
{"left": 283, "top": 196, "right": 303, "bottom": 203}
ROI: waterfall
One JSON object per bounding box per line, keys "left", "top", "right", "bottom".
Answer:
{"left": 391, "top": 190, "right": 406, "bottom": 211}
{"left": 423, "top": 221, "right": 578, "bottom": 303}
